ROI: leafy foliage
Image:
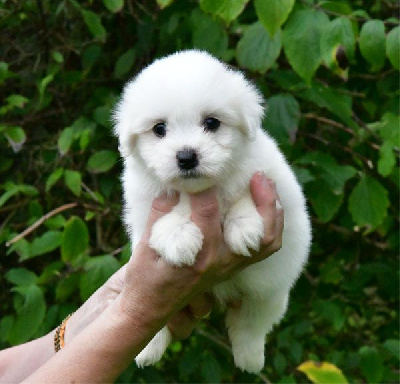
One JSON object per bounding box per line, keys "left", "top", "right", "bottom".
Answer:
{"left": 1, "top": 0, "right": 399, "bottom": 383}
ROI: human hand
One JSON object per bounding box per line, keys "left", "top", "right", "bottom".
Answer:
{"left": 116, "top": 171, "right": 283, "bottom": 332}
{"left": 66, "top": 172, "right": 283, "bottom": 344}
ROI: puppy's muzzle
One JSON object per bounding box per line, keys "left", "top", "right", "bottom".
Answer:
{"left": 176, "top": 148, "right": 198, "bottom": 171}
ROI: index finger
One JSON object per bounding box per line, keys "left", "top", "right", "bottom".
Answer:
{"left": 189, "top": 187, "right": 221, "bottom": 242}
{"left": 141, "top": 193, "right": 179, "bottom": 242}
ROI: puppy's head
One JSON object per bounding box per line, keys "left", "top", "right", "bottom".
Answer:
{"left": 114, "top": 50, "right": 264, "bottom": 193}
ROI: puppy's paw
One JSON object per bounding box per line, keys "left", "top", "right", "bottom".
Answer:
{"left": 135, "top": 327, "right": 172, "bottom": 368}
{"left": 232, "top": 341, "right": 265, "bottom": 374}
{"left": 224, "top": 211, "right": 263, "bottom": 256}
{"left": 149, "top": 212, "right": 203, "bottom": 266}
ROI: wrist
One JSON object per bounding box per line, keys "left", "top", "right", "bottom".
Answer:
{"left": 113, "top": 293, "right": 168, "bottom": 336}
{"left": 64, "top": 284, "right": 113, "bottom": 345}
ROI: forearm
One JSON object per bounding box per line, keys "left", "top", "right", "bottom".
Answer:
{"left": 0, "top": 333, "right": 55, "bottom": 383}
{"left": 21, "top": 297, "right": 166, "bottom": 384}
{"left": 0, "top": 275, "right": 121, "bottom": 383}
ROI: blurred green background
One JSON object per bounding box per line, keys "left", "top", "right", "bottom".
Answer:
{"left": 1, "top": 0, "right": 399, "bottom": 382}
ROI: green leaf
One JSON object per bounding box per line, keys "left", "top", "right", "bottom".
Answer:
{"left": 289, "top": 341, "right": 303, "bottom": 364}
{"left": 29, "top": 231, "right": 62, "bottom": 259}
{"left": 61, "top": 216, "right": 89, "bottom": 263}
{"left": 8, "top": 285, "right": 46, "bottom": 345}
{"left": 296, "top": 152, "right": 356, "bottom": 194}
{"left": 201, "top": 353, "right": 221, "bottom": 383}
{"left": 378, "top": 141, "right": 396, "bottom": 177}
{"left": 6, "top": 94, "right": 29, "bottom": 108}
{"left": 5, "top": 268, "right": 38, "bottom": 286}
{"left": 293, "top": 167, "right": 315, "bottom": 186}
{"left": 254, "top": 0, "right": 294, "bottom": 37}
{"left": 191, "top": 9, "right": 229, "bottom": 59}
{"left": 56, "top": 273, "right": 80, "bottom": 302}
{"left": 0, "top": 316, "right": 14, "bottom": 343}
{"left": 156, "top": 0, "right": 174, "bottom": 8}
{"left": 274, "top": 352, "right": 287, "bottom": 375}
{"left": 4, "top": 126, "right": 26, "bottom": 152}
{"left": 298, "top": 361, "right": 348, "bottom": 384}
{"left": 114, "top": 48, "right": 136, "bottom": 79}
{"left": 82, "top": 10, "right": 106, "bottom": 42}
{"left": 0, "top": 61, "right": 16, "bottom": 84}
{"left": 44, "top": 214, "right": 66, "bottom": 230}
{"left": 236, "top": 22, "right": 282, "bottom": 73}
{"left": 93, "top": 105, "right": 111, "bottom": 127}
{"left": 103, "top": 0, "right": 124, "bottom": 13}
{"left": 383, "top": 339, "right": 400, "bottom": 361}
{"left": 82, "top": 44, "right": 102, "bottom": 69}
{"left": 306, "top": 180, "right": 343, "bottom": 222}
{"left": 58, "top": 127, "right": 75, "bottom": 155}
{"left": 375, "top": 112, "right": 400, "bottom": 147}
{"left": 359, "top": 346, "right": 384, "bottom": 383}
{"left": 359, "top": 19, "right": 386, "bottom": 71}
{"left": 46, "top": 168, "right": 64, "bottom": 192}
{"left": 283, "top": 9, "right": 329, "bottom": 83}
{"left": 199, "top": 0, "right": 248, "bottom": 23}
{"left": 64, "top": 169, "right": 82, "bottom": 196}
{"left": 320, "top": 17, "right": 355, "bottom": 74}
{"left": 87, "top": 150, "right": 118, "bottom": 173}
{"left": 386, "top": 26, "right": 400, "bottom": 70}
{"left": 7, "top": 238, "right": 31, "bottom": 261}
{"left": 348, "top": 175, "right": 390, "bottom": 230}
{"left": 38, "top": 73, "right": 54, "bottom": 105}
{"left": 300, "top": 83, "right": 354, "bottom": 127}
{"left": 80, "top": 255, "right": 120, "bottom": 300}
{"left": 263, "top": 93, "right": 300, "bottom": 142}
{"left": 52, "top": 51, "right": 64, "bottom": 63}
{"left": 37, "top": 261, "right": 64, "bottom": 284}
{"left": 320, "top": 259, "right": 343, "bottom": 285}
{"left": 0, "top": 183, "right": 38, "bottom": 208}
{"left": 314, "top": 300, "right": 345, "bottom": 331}
{"left": 321, "top": 1, "right": 353, "bottom": 15}
{"left": 179, "top": 346, "right": 202, "bottom": 376}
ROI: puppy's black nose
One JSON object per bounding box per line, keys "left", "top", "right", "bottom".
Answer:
{"left": 176, "top": 148, "right": 198, "bottom": 170}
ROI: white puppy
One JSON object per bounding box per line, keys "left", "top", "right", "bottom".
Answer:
{"left": 114, "top": 50, "right": 311, "bottom": 374}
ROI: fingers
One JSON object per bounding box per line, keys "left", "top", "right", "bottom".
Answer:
{"left": 167, "top": 294, "right": 213, "bottom": 340}
{"left": 250, "top": 172, "right": 284, "bottom": 255}
{"left": 188, "top": 293, "right": 213, "bottom": 319}
{"left": 167, "top": 307, "right": 196, "bottom": 340}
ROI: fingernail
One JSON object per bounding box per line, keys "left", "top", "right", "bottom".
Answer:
{"left": 267, "top": 178, "right": 276, "bottom": 190}
{"left": 255, "top": 171, "right": 269, "bottom": 189}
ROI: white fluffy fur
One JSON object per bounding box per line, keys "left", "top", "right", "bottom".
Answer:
{"left": 114, "top": 50, "right": 311, "bottom": 373}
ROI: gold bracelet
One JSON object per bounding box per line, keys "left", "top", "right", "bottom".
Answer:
{"left": 54, "top": 313, "right": 72, "bottom": 352}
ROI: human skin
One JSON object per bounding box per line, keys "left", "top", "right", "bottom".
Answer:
{"left": 0, "top": 172, "right": 283, "bottom": 383}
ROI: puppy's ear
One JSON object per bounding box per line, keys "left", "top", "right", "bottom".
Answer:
{"left": 230, "top": 72, "right": 264, "bottom": 139}
{"left": 112, "top": 103, "right": 137, "bottom": 158}
{"left": 238, "top": 81, "right": 265, "bottom": 139}
{"left": 117, "top": 131, "right": 137, "bottom": 158}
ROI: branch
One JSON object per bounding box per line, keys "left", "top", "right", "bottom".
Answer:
{"left": 6, "top": 202, "right": 78, "bottom": 246}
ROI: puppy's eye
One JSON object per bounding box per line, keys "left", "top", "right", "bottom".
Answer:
{"left": 152, "top": 122, "right": 167, "bottom": 138}
{"left": 203, "top": 117, "right": 220, "bottom": 132}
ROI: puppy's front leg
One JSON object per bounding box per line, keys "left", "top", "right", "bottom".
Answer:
{"left": 224, "top": 192, "right": 264, "bottom": 256}
{"left": 149, "top": 194, "right": 203, "bottom": 266}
